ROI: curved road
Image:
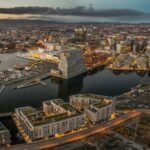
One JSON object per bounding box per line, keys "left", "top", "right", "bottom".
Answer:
{"left": 5, "top": 110, "right": 141, "bottom": 150}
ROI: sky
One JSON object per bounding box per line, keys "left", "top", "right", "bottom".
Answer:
{"left": 0, "top": 0, "right": 150, "bottom": 12}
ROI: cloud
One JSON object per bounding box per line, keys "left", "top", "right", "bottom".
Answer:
{"left": 0, "top": 7, "right": 145, "bottom": 17}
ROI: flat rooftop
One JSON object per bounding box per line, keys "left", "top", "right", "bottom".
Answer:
{"left": 50, "top": 99, "right": 77, "bottom": 112}
{"left": 71, "top": 94, "right": 109, "bottom": 100}
{"left": 92, "top": 99, "right": 112, "bottom": 109}
{"left": 17, "top": 100, "right": 82, "bottom": 127}
{"left": 71, "top": 94, "right": 113, "bottom": 112}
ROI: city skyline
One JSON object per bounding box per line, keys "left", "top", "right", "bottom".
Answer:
{"left": 0, "top": 0, "right": 150, "bottom": 12}
{"left": 0, "top": 0, "right": 150, "bottom": 149}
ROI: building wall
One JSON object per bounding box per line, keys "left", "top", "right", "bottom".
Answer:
{"left": 70, "top": 95, "right": 100, "bottom": 110}
{"left": 43, "top": 103, "right": 53, "bottom": 114}
{"left": 137, "top": 56, "right": 148, "bottom": 70}
{"left": 70, "top": 95, "right": 116, "bottom": 124}
{"left": 58, "top": 50, "right": 87, "bottom": 79}
{"left": 85, "top": 105, "right": 113, "bottom": 124}
{"left": 15, "top": 108, "right": 86, "bottom": 140}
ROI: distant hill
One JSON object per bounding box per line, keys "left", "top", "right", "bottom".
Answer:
{"left": 0, "top": 7, "right": 146, "bottom": 17}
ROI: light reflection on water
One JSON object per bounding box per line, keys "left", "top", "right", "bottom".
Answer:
{"left": 28, "top": 15, "right": 150, "bottom": 23}
{"left": 0, "top": 53, "right": 149, "bottom": 113}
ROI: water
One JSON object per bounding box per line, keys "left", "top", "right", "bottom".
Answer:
{"left": 0, "top": 53, "right": 149, "bottom": 113}
{"left": 1, "top": 14, "right": 150, "bottom": 23}
{"left": 34, "top": 15, "right": 150, "bottom": 23}
{"left": 0, "top": 52, "right": 28, "bottom": 71}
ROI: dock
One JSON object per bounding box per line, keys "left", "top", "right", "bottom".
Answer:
{"left": 11, "top": 71, "right": 50, "bottom": 89}
{"left": 107, "top": 66, "right": 150, "bottom": 71}
{"left": 15, "top": 78, "right": 47, "bottom": 89}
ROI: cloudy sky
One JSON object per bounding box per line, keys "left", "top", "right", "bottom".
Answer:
{"left": 0, "top": 0, "right": 150, "bottom": 12}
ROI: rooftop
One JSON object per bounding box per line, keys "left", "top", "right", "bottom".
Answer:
{"left": 93, "top": 99, "right": 112, "bottom": 109}
{"left": 71, "top": 94, "right": 109, "bottom": 100}
{"left": 17, "top": 100, "right": 82, "bottom": 127}
{"left": 51, "top": 99, "right": 77, "bottom": 112}
{"left": 71, "top": 94, "right": 113, "bottom": 112}
{"left": 21, "top": 107, "right": 37, "bottom": 116}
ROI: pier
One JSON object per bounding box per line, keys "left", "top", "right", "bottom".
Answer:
{"left": 15, "top": 78, "right": 47, "bottom": 89}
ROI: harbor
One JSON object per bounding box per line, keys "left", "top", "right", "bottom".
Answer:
{"left": 0, "top": 60, "right": 57, "bottom": 89}
{"left": 0, "top": 66, "right": 149, "bottom": 113}
{"left": 0, "top": 50, "right": 149, "bottom": 113}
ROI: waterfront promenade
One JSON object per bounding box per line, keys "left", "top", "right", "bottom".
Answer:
{"left": 107, "top": 66, "right": 150, "bottom": 71}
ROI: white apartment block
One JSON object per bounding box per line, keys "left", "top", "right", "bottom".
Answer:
{"left": 70, "top": 94, "right": 115, "bottom": 124}
{"left": 15, "top": 99, "right": 86, "bottom": 140}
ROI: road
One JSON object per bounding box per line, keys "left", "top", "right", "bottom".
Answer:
{"left": 5, "top": 110, "right": 141, "bottom": 150}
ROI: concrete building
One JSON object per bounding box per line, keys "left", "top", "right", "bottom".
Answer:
{"left": 43, "top": 43, "right": 62, "bottom": 51}
{"left": 15, "top": 99, "right": 86, "bottom": 140}
{"left": 58, "top": 49, "right": 87, "bottom": 79}
{"left": 20, "top": 48, "right": 87, "bottom": 79}
{"left": 29, "top": 49, "right": 60, "bottom": 62}
{"left": 116, "top": 43, "right": 121, "bottom": 54}
{"left": 137, "top": 56, "right": 148, "bottom": 70}
{"left": 0, "top": 122, "right": 11, "bottom": 146}
{"left": 112, "top": 54, "right": 127, "bottom": 67}
{"left": 51, "top": 49, "right": 87, "bottom": 79}
{"left": 70, "top": 94, "right": 115, "bottom": 124}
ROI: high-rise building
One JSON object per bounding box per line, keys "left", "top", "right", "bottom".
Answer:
{"left": 58, "top": 49, "right": 87, "bottom": 79}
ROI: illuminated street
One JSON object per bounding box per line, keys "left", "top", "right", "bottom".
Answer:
{"left": 3, "top": 110, "right": 141, "bottom": 150}
{"left": 0, "top": 1, "right": 150, "bottom": 149}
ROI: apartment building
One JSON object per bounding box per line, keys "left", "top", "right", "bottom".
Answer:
{"left": 15, "top": 99, "right": 86, "bottom": 140}
{"left": 70, "top": 94, "right": 115, "bottom": 124}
